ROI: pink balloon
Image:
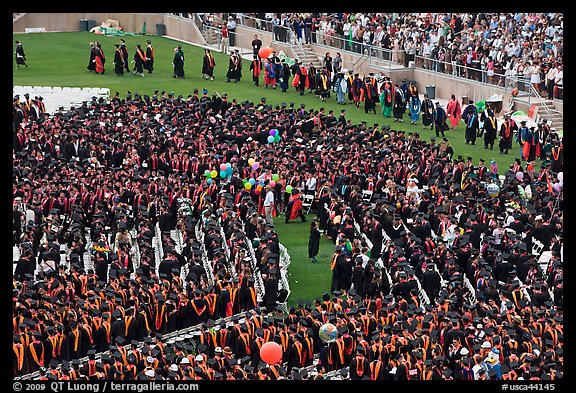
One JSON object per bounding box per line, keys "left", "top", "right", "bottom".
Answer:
{"left": 269, "top": 180, "right": 276, "bottom": 188}
{"left": 260, "top": 341, "right": 283, "bottom": 365}
{"left": 553, "top": 183, "right": 562, "bottom": 193}
{"left": 220, "top": 163, "right": 227, "bottom": 171}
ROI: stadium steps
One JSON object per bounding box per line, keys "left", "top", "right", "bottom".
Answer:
{"left": 293, "top": 43, "right": 323, "bottom": 68}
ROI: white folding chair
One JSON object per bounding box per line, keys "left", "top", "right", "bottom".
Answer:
{"left": 302, "top": 193, "right": 314, "bottom": 214}
{"left": 362, "top": 190, "right": 373, "bottom": 202}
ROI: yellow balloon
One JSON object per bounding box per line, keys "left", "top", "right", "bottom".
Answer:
{"left": 210, "top": 170, "right": 218, "bottom": 178}
{"left": 248, "top": 158, "right": 255, "bottom": 166}
{"left": 245, "top": 182, "right": 252, "bottom": 190}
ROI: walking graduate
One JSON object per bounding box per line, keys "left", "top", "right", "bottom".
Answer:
{"left": 202, "top": 48, "right": 216, "bottom": 80}
{"left": 462, "top": 100, "right": 479, "bottom": 145}
{"left": 15, "top": 40, "right": 27, "bottom": 69}
{"left": 393, "top": 84, "right": 406, "bottom": 122}
{"left": 421, "top": 92, "right": 435, "bottom": 130}
{"left": 408, "top": 82, "right": 420, "bottom": 124}
{"left": 249, "top": 54, "right": 262, "bottom": 86}
{"left": 334, "top": 71, "right": 347, "bottom": 104}
{"left": 379, "top": 77, "right": 394, "bottom": 118}
{"left": 446, "top": 94, "right": 462, "bottom": 129}
{"left": 264, "top": 57, "right": 276, "bottom": 88}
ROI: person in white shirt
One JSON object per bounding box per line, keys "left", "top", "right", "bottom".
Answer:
{"left": 305, "top": 174, "right": 317, "bottom": 196}
{"left": 553, "top": 64, "right": 562, "bottom": 99}
{"left": 545, "top": 64, "right": 558, "bottom": 99}
{"left": 263, "top": 184, "right": 275, "bottom": 225}
{"left": 343, "top": 19, "right": 351, "bottom": 49}
{"left": 422, "top": 40, "right": 432, "bottom": 69}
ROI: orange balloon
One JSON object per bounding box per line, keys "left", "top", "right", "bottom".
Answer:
{"left": 260, "top": 341, "right": 282, "bottom": 364}
{"left": 258, "top": 46, "right": 273, "bottom": 59}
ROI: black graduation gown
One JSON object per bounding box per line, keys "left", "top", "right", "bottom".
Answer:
{"left": 393, "top": 89, "right": 407, "bottom": 119}
{"left": 113, "top": 49, "right": 124, "bottom": 75}
{"left": 263, "top": 277, "right": 278, "bottom": 312}
{"left": 173, "top": 50, "right": 185, "bottom": 78}
{"left": 308, "top": 225, "right": 320, "bottom": 258}
{"left": 14, "top": 256, "right": 35, "bottom": 282}
{"left": 94, "top": 255, "right": 109, "bottom": 283}
{"left": 463, "top": 108, "right": 479, "bottom": 143}
{"left": 421, "top": 98, "right": 435, "bottom": 126}
{"left": 190, "top": 297, "right": 208, "bottom": 325}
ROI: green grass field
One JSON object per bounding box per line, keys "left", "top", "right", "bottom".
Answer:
{"left": 14, "top": 31, "right": 528, "bottom": 305}
{"left": 272, "top": 214, "right": 334, "bottom": 307}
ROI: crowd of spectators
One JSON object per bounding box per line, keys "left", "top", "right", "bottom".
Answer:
{"left": 13, "top": 84, "right": 563, "bottom": 380}
{"left": 219, "top": 12, "right": 563, "bottom": 97}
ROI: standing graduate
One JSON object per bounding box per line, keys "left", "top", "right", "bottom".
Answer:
{"left": 392, "top": 84, "right": 406, "bottom": 122}
{"left": 361, "top": 76, "right": 377, "bottom": 114}
{"left": 523, "top": 127, "right": 541, "bottom": 162}
{"left": 379, "top": 78, "right": 394, "bottom": 118}
{"left": 278, "top": 58, "right": 291, "bottom": 92}
{"left": 499, "top": 114, "right": 517, "bottom": 154}
{"left": 113, "top": 44, "right": 125, "bottom": 76}
{"left": 421, "top": 92, "right": 435, "bottom": 130}
{"left": 334, "top": 71, "right": 347, "bottom": 104}
{"left": 145, "top": 40, "right": 155, "bottom": 73}
{"left": 172, "top": 46, "right": 185, "bottom": 78}
{"left": 87, "top": 42, "right": 97, "bottom": 72}
{"left": 119, "top": 39, "right": 130, "bottom": 72}
{"left": 446, "top": 94, "right": 462, "bottom": 129}
{"left": 462, "top": 100, "right": 479, "bottom": 145}
{"left": 480, "top": 104, "right": 497, "bottom": 150}
{"left": 264, "top": 57, "right": 276, "bottom": 88}
{"left": 132, "top": 44, "right": 146, "bottom": 76}
{"left": 94, "top": 42, "right": 105, "bottom": 74}
{"left": 292, "top": 61, "right": 310, "bottom": 95}
{"left": 434, "top": 102, "right": 448, "bottom": 138}
{"left": 308, "top": 62, "right": 317, "bottom": 94}
{"left": 351, "top": 73, "right": 363, "bottom": 107}
{"left": 15, "top": 40, "right": 27, "bottom": 69}
{"left": 408, "top": 83, "right": 421, "bottom": 124}
{"left": 249, "top": 54, "right": 262, "bottom": 86}
{"left": 317, "top": 68, "right": 331, "bottom": 101}
{"left": 308, "top": 218, "right": 321, "bottom": 263}
{"left": 225, "top": 51, "right": 239, "bottom": 83}
{"left": 202, "top": 48, "right": 216, "bottom": 80}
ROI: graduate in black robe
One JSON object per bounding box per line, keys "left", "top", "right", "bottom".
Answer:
{"left": 480, "top": 106, "right": 497, "bottom": 150}
{"left": 308, "top": 218, "right": 321, "bottom": 263}
{"left": 113, "top": 44, "right": 125, "bottom": 76}
{"left": 87, "top": 42, "right": 97, "bottom": 71}
{"left": 226, "top": 52, "right": 239, "bottom": 82}
{"left": 434, "top": 103, "right": 448, "bottom": 138}
{"left": 499, "top": 115, "right": 517, "bottom": 154}
{"left": 172, "top": 46, "right": 185, "bottom": 78}
{"left": 421, "top": 93, "right": 435, "bottom": 129}
{"left": 120, "top": 39, "right": 130, "bottom": 72}
{"left": 462, "top": 102, "right": 479, "bottom": 145}
{"left": 132, "top": 45, "right": 146, "bottom": 76}
{"left": 15, "top": 40, "right": 27, "bottom": 68}
{"left": 393, "top": 85, "right": 407, "bottom": 121}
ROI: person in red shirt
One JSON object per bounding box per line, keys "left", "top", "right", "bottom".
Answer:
{"left": 220, "top": 24, "right": 229, "bottom": 54}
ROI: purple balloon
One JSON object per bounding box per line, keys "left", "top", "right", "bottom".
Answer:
{"left": 516, "top": 171, "right": 524, "bottom": 181}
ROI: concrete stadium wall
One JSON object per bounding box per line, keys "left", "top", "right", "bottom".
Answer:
{"left": 13, "top": 13, "right": 204, "bottom": 44}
